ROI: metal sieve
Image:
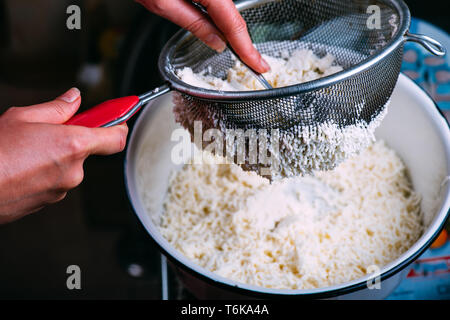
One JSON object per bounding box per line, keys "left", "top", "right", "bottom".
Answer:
{"left": 67, "top": 0, "right": 445, "bottom": 134}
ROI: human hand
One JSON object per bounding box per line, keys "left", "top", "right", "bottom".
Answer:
{"left": 0, "top": 88, "right": 128, "bottom": 224}
{"left": 135, "top": 0, "right": 270, "bottom": 74}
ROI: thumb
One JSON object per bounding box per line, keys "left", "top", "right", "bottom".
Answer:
{"left": 15, "top": 88, "right": 82, "bottom": 124}
{"left": 84, "top": 123, "right": 129, "bottom": 156}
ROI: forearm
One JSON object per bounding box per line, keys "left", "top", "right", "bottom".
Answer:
{"left": 135, "top": 0, "right": 269, "bottom": 73}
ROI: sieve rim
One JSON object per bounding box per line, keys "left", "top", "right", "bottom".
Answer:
{"left": 158, "top": 0, "right": 411, "bottom": 102}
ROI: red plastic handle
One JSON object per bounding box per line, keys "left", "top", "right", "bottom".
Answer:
{"left": 65, "top": 96, "right": 140, "bottom": 128}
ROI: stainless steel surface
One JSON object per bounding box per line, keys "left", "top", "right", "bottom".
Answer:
{"left": 404, "top": 32, "right": 447, "bottom": 56}
{"left": 158, "top": 0, "right": 445, "bottom": 134}
{"left": 103, "top": 85, "right": 171, "bottom": 128}
{"left": 109, "top": 0, "right": 446, "bottom": 137}
{"left": 139, "top": 85, "right": 172, "bottom": 104}
{"left": 161, "top": 254, "right": 169, "bottom": 300}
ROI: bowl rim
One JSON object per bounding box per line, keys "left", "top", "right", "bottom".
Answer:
{"left": 124, "top": 73, "right": 450, "bottom": 298}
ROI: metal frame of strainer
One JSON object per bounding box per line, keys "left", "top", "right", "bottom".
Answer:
{"left": 65, "top": 0, "right": 446, "bottom": 129}
{"left": 160, "top": 0, "right": 445, "bottom": 101}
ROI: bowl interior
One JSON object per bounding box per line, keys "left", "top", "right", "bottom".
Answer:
{"left": 125, "top": 73, "right": 450, "bottom": 296}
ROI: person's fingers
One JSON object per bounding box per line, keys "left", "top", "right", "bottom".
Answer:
{"left": 9, "top": 88, "right": 82, "bottom": 124}
{"left": 137, "top": 0, "right": 226, "bottom": 52}
{"left": 82, "top": 123, "right": 129, "bottom": 156}
{"left": 195, "top": 0, "right": 270, "bottom": 73}
{"left": 137, "top": 0, "right": 269, "bottom": 72}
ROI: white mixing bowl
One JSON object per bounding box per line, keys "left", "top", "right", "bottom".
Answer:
{"left": 124, "top": 74, "right": 450, "bottom": 299}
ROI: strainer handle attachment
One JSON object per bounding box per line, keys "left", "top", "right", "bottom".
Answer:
{"left": 405, "top": 32, "right": 446, "bottom": 56}
{"left": 65, "top": 84, "right": 171, "bottom": 128}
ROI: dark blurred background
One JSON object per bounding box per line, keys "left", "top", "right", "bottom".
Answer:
{"left": 0, "top": 0, "right": 448, "bottom": 299}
